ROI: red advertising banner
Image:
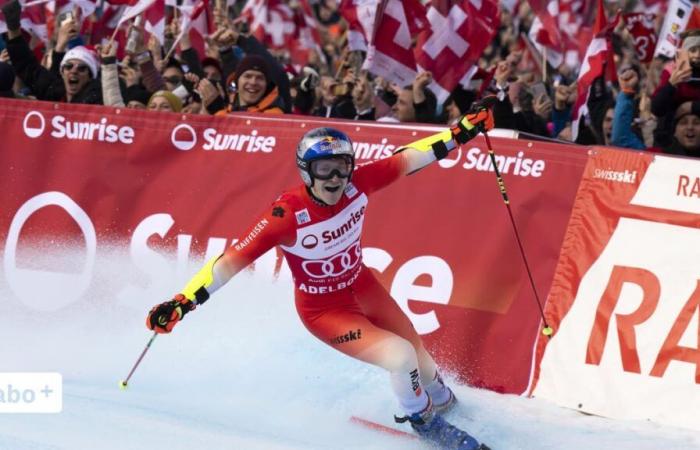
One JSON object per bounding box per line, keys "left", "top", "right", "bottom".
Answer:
{"left": 532, "top": 147, "right": 700, "bottom": 430}
{"left": 0, "top": 99, "right": 588, "bottom": 394}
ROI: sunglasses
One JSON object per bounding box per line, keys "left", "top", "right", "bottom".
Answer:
{"left": 163, "top": 76, "right": 182, "bottom": 85}
{"left": 62, "top": 63, "right": 89, "bottom": 73}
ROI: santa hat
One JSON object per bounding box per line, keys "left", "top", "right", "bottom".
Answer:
{"left": 60, "top": 46, "right": 100, "bottom": 79}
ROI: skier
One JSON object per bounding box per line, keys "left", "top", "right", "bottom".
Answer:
{"left": 146, "top": 106, "right": 495, "bottom": 450}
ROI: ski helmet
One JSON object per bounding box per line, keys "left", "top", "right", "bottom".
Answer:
{"left": 296, "top": 127, "right": 355, "bottom": 186}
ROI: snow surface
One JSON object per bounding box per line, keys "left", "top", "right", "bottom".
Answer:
{"left": 1, "top": 251, "right": 699, "bottom": 450}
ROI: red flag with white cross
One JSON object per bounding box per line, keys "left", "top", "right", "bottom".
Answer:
{"left": 414, "top": 0, "right": 500, "bottom": 102}
{"left": 362, "top": 0, "right": 428, "bottom": 87}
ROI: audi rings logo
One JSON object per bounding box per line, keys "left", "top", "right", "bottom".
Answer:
{"left": 23, "top": 111, "right": 46, "bottom": 138}
{"left": 171, "top": 124, "right": 197, "bottom": 151}
{"left": 302, "top": 242, "right": 361, "bottom": 278}
{"left": 301, "top": 234, "right": 318, "bottom": 249}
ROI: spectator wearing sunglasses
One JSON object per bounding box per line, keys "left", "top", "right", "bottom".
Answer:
{"left": 2, "top": 0, "right": 102, "bottom": 104}
{"left": 58, "top": 46, "right": 101, "bottom": 103}
{"left": 162, "top": 60, "right": 185, "bottom": 92}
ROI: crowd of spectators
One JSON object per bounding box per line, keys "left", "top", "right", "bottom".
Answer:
{"left": 0, "top": 0, "right": 698, "bottom": 157}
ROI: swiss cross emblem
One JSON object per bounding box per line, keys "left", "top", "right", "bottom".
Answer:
{"left": 422, "top": 4, "right": 469, "bottom": 59}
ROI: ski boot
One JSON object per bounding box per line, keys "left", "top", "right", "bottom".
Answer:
{"left": 427, "top": 372, "right": 458, "bottom": 415}
{"left": 432, "top": 386, "right": 457, "bottom": 415}
{"left": 395, "top": 404, "right": 490, "bottom": 450}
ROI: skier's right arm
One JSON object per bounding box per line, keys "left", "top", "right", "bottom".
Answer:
{"left": 146, "top": 202, "right": 296, "bottom": 333}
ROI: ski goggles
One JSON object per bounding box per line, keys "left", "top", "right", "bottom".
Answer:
{"left": 309, "top": 156, "right": 354, "bottom": 180}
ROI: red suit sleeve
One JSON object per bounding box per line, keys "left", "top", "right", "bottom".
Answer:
{"left": 351, "top": 152, "right": 408, "bottom": 194}
{"left": 215, "top": 201, "right": 296, "bottom": 279}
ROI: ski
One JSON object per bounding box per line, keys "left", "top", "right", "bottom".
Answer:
{"left": 349, "top": 415, "right": 418, "bottom": 440}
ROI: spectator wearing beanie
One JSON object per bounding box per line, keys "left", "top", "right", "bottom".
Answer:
{"left": 124, "top": 86, "right": 152, "bottom": 109}
{"left": 213, "top": 29, "right": 291, "bottom": 112}
{"left": 207, "top": 54, "right": 285, "bottom": 115}
{"left": 148, "top": 90, "right": 183, "bottom": 113}
{"left": 664, "top": 101, "right": 700, "bottom": 157}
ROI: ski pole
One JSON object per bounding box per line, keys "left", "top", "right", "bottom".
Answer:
{"left": 119, "top": 331, "right": 158, "bottom": 389}
{"left": 481, "top": 130, "right": 553, "bottom": 338}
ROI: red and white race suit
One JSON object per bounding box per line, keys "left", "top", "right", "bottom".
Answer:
{"left": 196, "top": 152, "right": 451, "bottom": 414}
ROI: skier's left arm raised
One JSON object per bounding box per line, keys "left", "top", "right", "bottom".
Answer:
{"left": 353, "top": 105, "right": 494, "bottom": 193}
{"left": 146, "top": 202, "right": 296, "bottom": 333}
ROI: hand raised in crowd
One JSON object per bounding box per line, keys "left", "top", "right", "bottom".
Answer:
{"left": 119, "top": 57, "right": 141, "bottom": 88}
{"left": 185, "top": 72, "right": 201, "bottom": 86}
{"left": 494, "top": 60, "right": 513, "bottom": 88}
{"left": 169, "top": 18, "right": 191, "bottom": 50}
{"left": 197, "top": 77, "right": 222, "bottom": 107}
{"left": 184, "top": 72, "right": 201, "bottom": 95}
{"left": 55, "top": 14, "right": 80, "bottom": 53}
{"left": 554, "top": 83, "right": 575, "bottom": 110}
{"left": 213, "top": 3, "right": 228, "bottom": 28}
{"left": 533, "top": 93, "right": 553, "bottom": 120}
{"left": 210, "top": 27, "right": 239, "bottom": 49}
{"left": 300, "top": 66, "right": 320, "bottom": 92}
{"left": 413, "top": 71, "right": 432, "bottom": 104}
{"left": 147, "top": 35, "right": 162, "bottom": 64}
{"left": 619, "top": 68, "right": 639, "bottom": 94}
{"left": 505, "top": 50, "right": 522, "bottom": 69}
{"left": 670, "top": 49, "right": 692, "bottom": 87}
{"left": 98, "top": 42, "right": 117, "bottom": 60}
{"left": 352, "top": 74, "right": 374, "bottom": 112}
{"left": 341, "top": 67, "right": 357, "bottom": 85}
{"left": 414, "top": 71, "right": 433, "bottom": 89}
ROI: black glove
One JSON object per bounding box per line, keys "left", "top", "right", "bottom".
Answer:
{"left": 146, "top": 294, "right": 196, "bottom": 334}
{"left": 467, "top": 95, "right": 498, "bottom": 114}
{"left": 1, "top": 0, "right": 22, "bottom": 32}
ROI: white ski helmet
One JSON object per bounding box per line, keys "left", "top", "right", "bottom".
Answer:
{"left": 296, "top": 127, "right": 355, "bottom": 186}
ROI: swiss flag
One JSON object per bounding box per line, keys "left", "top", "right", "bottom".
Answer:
{"left": 167, "top": 0, "right": 213, "bottom": 55}
{"left": 571, "top": 0, "right": 619, "bottom": 141}
{"left": 527, "top": 0, "right": 562, "bottom": 48}
{"left": 362, "top": 0, "right": 428, "bottom": 87}
{"left": 528, "top": 0, "right": 597, "bottom": 70}
{"left": 90, "top": 3, "right": 125, "bottom": 45}
{"left": 414, "top": 0, "right": 500, "bottom": 102}
{"left": 241, "top": 0, "right": 322, "bottom": 63}
{"left": 118, "top": 0, "right": 157, "bottom": 25}
{"left": 339, "top": 0, "right": 380, "bottom": 52}
{"left": 143, "top": 0, "right": 165, "bottom": 45}
{"left": 20, "top": 1, "right": 48, "bottom": 42}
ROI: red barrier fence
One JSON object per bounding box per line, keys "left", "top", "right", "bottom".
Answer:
{"left": 1, "top": 99, "right": 588, "bottom": 396}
